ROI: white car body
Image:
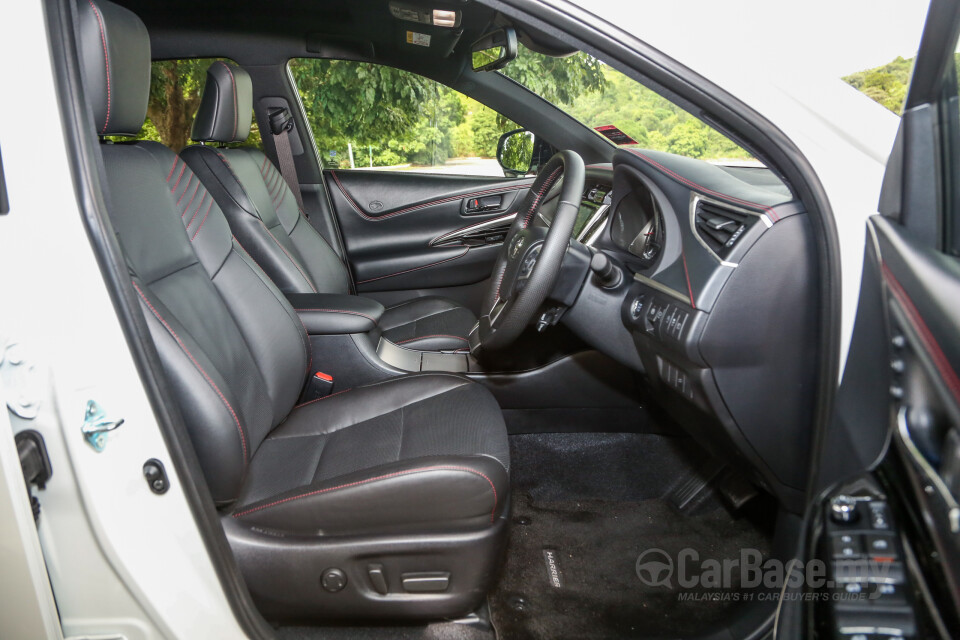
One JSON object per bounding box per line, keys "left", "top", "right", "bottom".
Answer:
{"left": 0, "top": 0, "right": 916, "bottom": 637}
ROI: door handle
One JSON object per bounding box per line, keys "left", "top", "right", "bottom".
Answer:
{"left": 463, "top": 194, "right": 503, "bottom": 215}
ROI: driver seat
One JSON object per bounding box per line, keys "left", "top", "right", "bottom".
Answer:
{"left": 180, "top": 62, "right": 477, "bottom": 352}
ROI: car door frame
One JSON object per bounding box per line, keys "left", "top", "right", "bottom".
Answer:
{"left": 786, "top": 0, "right": 960, "bottom": 636}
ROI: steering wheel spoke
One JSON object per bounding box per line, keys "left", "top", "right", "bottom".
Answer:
{"left": 473, "top": 151, "right": 586, "bottom": 356}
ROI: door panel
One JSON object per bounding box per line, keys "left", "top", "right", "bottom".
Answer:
{"left": 796, "top": 2, "right": 960, "bottom": 637}
{"left": 325, "top": 169, "right": 532, "bottom": 295}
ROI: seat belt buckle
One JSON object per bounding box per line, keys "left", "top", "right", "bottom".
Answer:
{"left": 302, "top": 371, "right": 334, "bottom": 402}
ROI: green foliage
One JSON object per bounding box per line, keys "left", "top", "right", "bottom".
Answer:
{"left": 550, "top": 63, "right": 752, "bottom": 160}
{"left": 289, "top": 59, "right": 522, "bottom": 168}
{"left": 502, "top": 49, "right": 605, "bottom": 106}
{"left": 112, "top": 58, "right": 262, "bottom": 151}
{"left": 843, "top": 54, "right": 960, "bottom": 115}
{"left": 500, "top": 131, "right": 534, "bottom": 173}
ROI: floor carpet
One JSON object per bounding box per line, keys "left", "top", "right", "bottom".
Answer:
{"left": 487, "top": 433, "right": 774, "bottom": 640}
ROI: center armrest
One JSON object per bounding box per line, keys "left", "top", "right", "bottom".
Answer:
{"left": 286, "top": 294, "right": 385, "bottom": 335}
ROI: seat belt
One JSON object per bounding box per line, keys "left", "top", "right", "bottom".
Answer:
{"left": 268, "top": 107, "right": 306, "bottom": 215}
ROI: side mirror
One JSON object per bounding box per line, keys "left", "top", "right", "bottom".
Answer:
{"left": 497, "top": 129, "right": 555, "bottom": 177}
{"left": 471, "top": 27, "right": 518, "bottom": 72}
{"left": 497, "top": 129, "right": 534, "bottom": 177}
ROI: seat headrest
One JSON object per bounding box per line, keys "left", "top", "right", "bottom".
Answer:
{"left": 191, "top": 62, "right": 253, "bottom": 144}
{"left": 76, "top": 0, "right": 150, "bottom": 136}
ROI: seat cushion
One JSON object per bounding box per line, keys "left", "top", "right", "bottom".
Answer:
{"left": 230, "top": 373, "right": 509, "bottom": 535}
{"left": 379, "top": 297, "right": 478, "bottom": 351}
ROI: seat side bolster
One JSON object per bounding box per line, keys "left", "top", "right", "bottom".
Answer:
{"left": 231, "top": 455, "right": 508, "bottom": 535}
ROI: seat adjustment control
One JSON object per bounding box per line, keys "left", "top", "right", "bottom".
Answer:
{"left": 401, "top": 571, "right": 450, "bottom": 592}
{"left": 367, "top": 564, "right": 388, "bottom": 595}
{"left": 321, "top": 568, "right": 347, "bottom": 592}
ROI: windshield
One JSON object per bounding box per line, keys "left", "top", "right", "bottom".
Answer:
{"left": 500, "top": 45, "right": 757, "bottom": 165}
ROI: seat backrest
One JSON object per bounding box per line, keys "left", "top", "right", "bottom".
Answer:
{"left": 77, "top": 0, "right": 310, "bottom": 504}
{"left": 182, "top": 62, "right": 351, "bottom": 296}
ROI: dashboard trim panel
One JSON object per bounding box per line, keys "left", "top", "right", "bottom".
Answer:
{"left": 633, "top": 272, "right": 692, "bottom": 305}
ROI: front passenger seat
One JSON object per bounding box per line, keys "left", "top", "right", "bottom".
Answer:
{"left": 180, "top": 62, "right": 478, "bottom": 352}
{"left": 76, "top": 0, "right": 509, "bottom": 621}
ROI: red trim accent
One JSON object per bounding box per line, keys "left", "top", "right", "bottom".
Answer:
{"left": 882, "top": 263, "right": 960, "bottom": 405}
{"left": 166, "top": 158, "right": 179, "bottom": 182}
{"left": 185, "top": 192, "right": 208, "bottom": 228}
{"left": 356, "top": 248, "right": 469, "bottom": 285}
{"left": 314, "top": 371, "right": 333, "bottom": 382}
{"left": 87, "top": 0, "right": 111, "bottom": 134}
{"left": 330, "top": 171, "right": 530, "bottom": 222}
{"left": 626, "top": 150, "right": 780, "bottom": 222}
{"left": 231, "top": 465, "right": 498, "bottom": 522}
{"left": 170, "top": 163, "right": 187, "bottom": 192}
{"left": 190, "top": 199, "right": 216, "bottom": 241}
{"left": 680, "top": 247, "right": 696, "bottom": 309}
{"left": 132, "top": 282, "right": 248, "bottom": 463}
{"left": 176, "top": 174, "right": 195, "bottom": 207}
{"left": 395, "top": 334, "right": 469, "bottom": 345}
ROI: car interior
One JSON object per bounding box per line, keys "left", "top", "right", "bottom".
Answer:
{"left": 66, "top": 0, "right": 828, "bottom": 637}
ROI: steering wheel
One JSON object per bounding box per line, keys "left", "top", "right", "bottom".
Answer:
{"left": 471, "top": 150, "right": 585, "bottom": 354}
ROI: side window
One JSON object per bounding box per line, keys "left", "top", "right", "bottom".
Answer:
{"left": 288, "top": 59, "right": 518, "bottom": 176}
{"left": 108, "top": 58, "right": 262, "bottom": 151}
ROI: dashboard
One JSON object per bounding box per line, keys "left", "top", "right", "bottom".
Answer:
{"left": 562, "top": 149, "right": 818, "bottom": 511}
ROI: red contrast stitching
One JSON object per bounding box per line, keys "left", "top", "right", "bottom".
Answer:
{"left": 87, "top": 0, "right": 111, "bottom": 134}
{"left": 190, "top": 199, "right": 216, "bottom": 241}
{"left": 166, "top": 158, "right": 179, "bottom": 182}
{"left": 294, "top": 308, "right": 377, "bottom": 323}
{"left": 132, "top": 282, "right": 248, "bottom": 463}
{"left": 522, "top": 167, "right": 563, "bottom": 227}
{"left": 356, "top": 248, "right": 469, "bottom": 285}
{"left": 231, "top": 465, "right": 498, "bottom": 522}
{"left": 395, "top": 334, "right": 469, "bottom": 345}
{"left": 218, "top": 61, "right": 238, "bottom": 140}
{"left": 626, "top": 149, "right": 780, "bottom": 222}
{"left": 185, "top": 192, "right": 208, "bottom": 228}
{"left": 170, "top": 163, "right": 187, "bottom": 192}
{"left": 330, "top": 171, "right": 529, "bottom": 222}
{"left": 883, "top": 263, "right": 960, "bottom": 404}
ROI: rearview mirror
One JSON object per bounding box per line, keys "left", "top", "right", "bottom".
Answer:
{"left": 471, "top": 27, "right": 518, "bottom": 72}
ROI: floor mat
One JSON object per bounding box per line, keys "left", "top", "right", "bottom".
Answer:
{"left": 489, "top": 433, "right": 774, "bottom": 640}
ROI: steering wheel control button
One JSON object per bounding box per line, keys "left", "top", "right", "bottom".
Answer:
{"left": 629, "top": 295, "right": 645, "bottom": 321}
{"left": 401, "top": 571, "right": 450, "bottom": 593}
{"left": 321, "top": 568, "right": 347, "bottom": 593}
{"left": 830, "top": 495, "right": 859, "bottom": 524}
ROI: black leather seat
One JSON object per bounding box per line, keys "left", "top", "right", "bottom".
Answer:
{"left": 180, "top": 62, "right": 477, "bottom": 352}
{"left": 77, "top": 0, "right": 509, "bottom": 620}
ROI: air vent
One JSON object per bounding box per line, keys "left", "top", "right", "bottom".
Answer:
{"left": 694, "top": 199, "right": 754, "bottom": 259}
